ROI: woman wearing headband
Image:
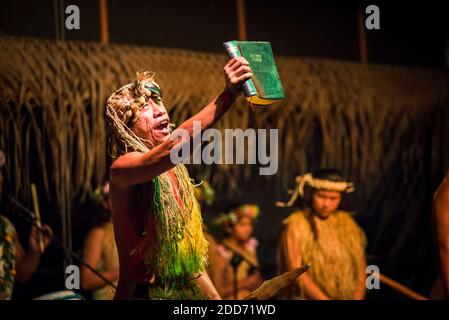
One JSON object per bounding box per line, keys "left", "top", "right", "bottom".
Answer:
{"left": 276, "top": 169, "right": 367, "bottom": 300}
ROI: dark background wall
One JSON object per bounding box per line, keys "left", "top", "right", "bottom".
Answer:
{"left": 0, "top": 0, "right": 447, "bottom": 68}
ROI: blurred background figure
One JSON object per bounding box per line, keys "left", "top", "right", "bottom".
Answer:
{"left": 277, "top": 169, "right": 367, "bottom": 300}
{"left": 0, "top": 150, "right": 53, "bottom": 300}
{"left": 209, "top": 204, "right": 263, "bottom": 299}
{"left": 80, "top": 181, "right": 119, "bottom": 300}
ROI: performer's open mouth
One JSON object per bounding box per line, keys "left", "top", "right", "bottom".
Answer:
{"left": 154, "top": 118, "right": 170, "bottom": 136}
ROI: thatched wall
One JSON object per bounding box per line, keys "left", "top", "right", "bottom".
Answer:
{"left": 1, "top": 36, "right": 448, "bottom": 258}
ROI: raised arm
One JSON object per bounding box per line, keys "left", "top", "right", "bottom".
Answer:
{"left": 110, "top": 57, "right": 252, "bottom": 188}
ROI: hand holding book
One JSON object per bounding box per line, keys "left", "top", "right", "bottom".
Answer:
{"left": 223, "top": 56, "right": 253, "bottom": 100}
{"left": 224, "top": 41, "right": 285, "bottom": 106}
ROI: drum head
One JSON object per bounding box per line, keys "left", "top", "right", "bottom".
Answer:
{"left": 33, "top": 290, "right": 84, "bottom": 300}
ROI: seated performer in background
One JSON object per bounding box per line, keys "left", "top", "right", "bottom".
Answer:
{"left": 432, "top": 171, "right": 449, "bottom": 299}
{"left": 210, "top": 204, "right": 264, "bottom": 299}
{"left": 81, "top": 181, "right": 119, "bottom": 300}
{"left": 0, "top": 150, "right": 53, "bottom": 300}
{"left": 276, "top": 169, "right": 367, "bottom": 300}
{"left": 106, "top": 57, "right": 252, "bottom": 299}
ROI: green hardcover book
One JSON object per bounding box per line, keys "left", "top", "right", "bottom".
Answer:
{"left": 223, "top": 40, "right": 285, "bottom": 106}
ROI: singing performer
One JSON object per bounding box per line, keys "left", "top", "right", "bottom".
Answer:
{"left": 106, "top": 57, "right": 253, "bottom": 299}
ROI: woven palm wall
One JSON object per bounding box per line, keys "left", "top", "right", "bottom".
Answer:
{"left": 0, "top": 35, "right": 448, "bottom": 257}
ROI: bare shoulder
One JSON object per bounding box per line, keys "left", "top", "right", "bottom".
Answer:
{"left": 434, "top": 172, "right": 449, "bottom": 206}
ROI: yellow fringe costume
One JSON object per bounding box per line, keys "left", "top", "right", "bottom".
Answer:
{"left": 106, "top": 71, "right": 209, "bottom": 299}
{"left": 278, "top": 209, "right": 366, "bottom": 299}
